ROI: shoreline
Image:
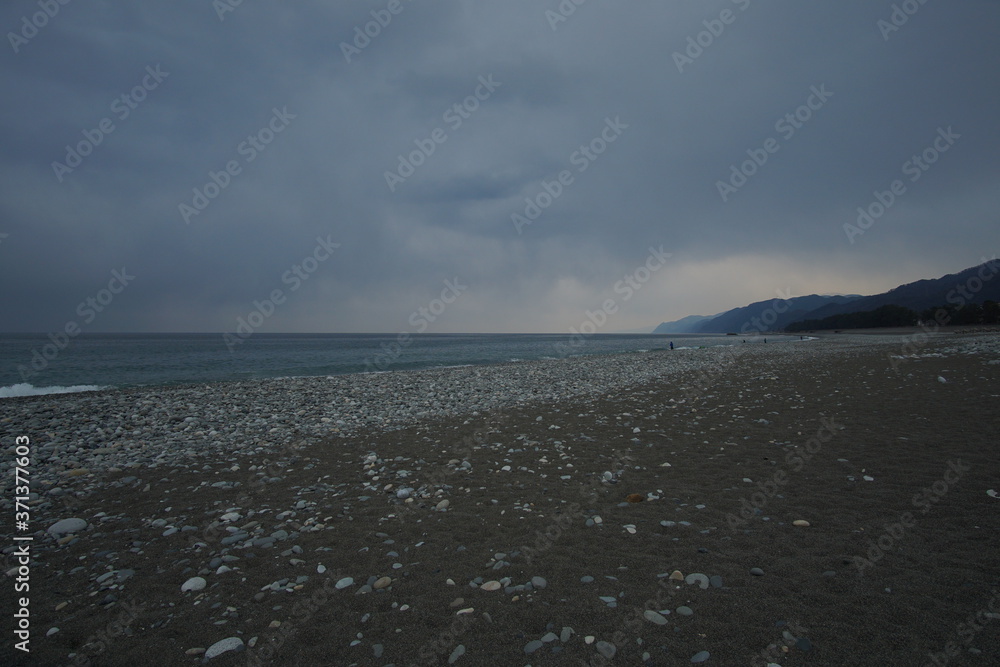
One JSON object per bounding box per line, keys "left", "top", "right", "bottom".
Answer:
{"left": 0, "top": 332, "right": 809, "bottom": 401}
{"left": 2, "top": 333, "right": 999, "bottom": 665}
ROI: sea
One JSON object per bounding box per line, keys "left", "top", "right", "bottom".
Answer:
{"left": 0, "top": 332, "right": 798, "bottom": 398}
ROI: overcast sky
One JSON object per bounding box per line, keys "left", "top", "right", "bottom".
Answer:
{"left": 2, "top": 1, "right": 998, "bottom": 334}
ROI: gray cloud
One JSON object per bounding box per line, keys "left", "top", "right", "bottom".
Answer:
{"left": 2, "top": 0, "right": 998, "bottom": 334}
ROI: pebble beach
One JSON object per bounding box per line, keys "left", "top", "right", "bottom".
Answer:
{"left": 3, "top": 332, "right": 1000, "bottom": 666}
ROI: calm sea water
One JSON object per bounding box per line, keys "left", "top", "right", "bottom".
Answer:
{"left": 0, "top": 332, "right": 793, "bottom": 397}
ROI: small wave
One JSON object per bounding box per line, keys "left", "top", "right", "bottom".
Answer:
{"left": 0, "top": 383, "right": 110, "bottom": 399}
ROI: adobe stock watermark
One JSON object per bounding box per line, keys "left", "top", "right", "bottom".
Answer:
{"left": 70, "top": 599, "right": 146, "bottom": 667}
{"left": 246, "top": 571, "right": 348, "bottom": 666}
{"left": 877, "top": 0, "right": 932, "bottom": 41}
{"left": 923, "top": 588, "right": 1000, "bottom": 667}
{"left": 511, "top": 116, "right": 629, "bottom": 234}
{"left": 340, "top": 0, "right": 415, "bottom": 64}
{"left": 17, "top": 268, "right": 136, "bottom": 382}
{"left": 554, "top": 246, "right": 671, "bottom": 358}
{"left": 725, "top": 416, "right": 842, "bottom": 530}
{"left": 843, "top": 126, "right": 960, "bottom": 244}
{"left": 544, "top": 0, "right": 592, "bottom": 31}
{"left": 740, "top": 287, "right": 793, "bottom": 336}
{"left": 213, "top": 0, "right": 248, "bottom": 22}
{"left": 51, "top": 64, "right": 170, "bottom": 183}
{"left": 384, "top": 74, "right": 501, "bottom": 192}
{"left": 672, "top": 0, "right": 752, "bottom": 73}
{"left": 889, "top": 257, "right": 998, "bottom": 370}
{"left": 852, "top": 458, "right": 969, "bottom": 577}
{"left": 7, "top": 0, "right": 74, "bottom": 54}
{"left": 522, "top": 447, "right": 635, "bottom": 564}
{"left": 580, "top": 578, "right": 675, "bottom": 667}
{"left": 223, "top": 236, "right": 340, "bottom": 352}
{"left": 749, "top": 621, "right": 812, "bottom": 667}
{"left": 179, "top": 106, "right": 296, "bottom": 224}
{"left": 716, "top": 84, "right": 833, "bottom": 202}
{"left": 362, "top": 278, "right": 467, "bottom": 371}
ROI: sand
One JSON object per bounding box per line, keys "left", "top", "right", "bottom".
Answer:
{"left": 2, "top": 333, "right": 999, "bottom": 666}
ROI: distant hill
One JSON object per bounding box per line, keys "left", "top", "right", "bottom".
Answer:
{"left": 652, "top": 260, "right": 1000, "bottom": 335}
{"left": 783, "top": 261, "right": 1000, "bottom": 326}
{"left": 692, "top": 294, "right": 861, "bottom": 334}
{"left": 785, "top": 304, "right": 919, "bottom": 332}
{"left": 652, "top": 314, "right": 717, "bottom": 334}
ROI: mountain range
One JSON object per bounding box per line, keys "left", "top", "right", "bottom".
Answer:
{"left": 653, "top": 259, "right": 999, "bottom": 334}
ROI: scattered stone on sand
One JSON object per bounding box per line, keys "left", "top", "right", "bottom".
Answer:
{"left": 691, "top": 650, "right": 711, "bottom": 663}
{"left": 750, "top": 567, "right": 765, "bottom": 576}
{"left": 596, "top": 641, "right": 617, "bottom": 659}
{"left": 524, "top": 640, "right": 544, "bottom": 654}
{"left": 181, "top": 577, "right": 206, "bottom": 592}
{"left": 448, "top": 644, "right": 466, "bottom": 663}
{"left": 793, "top": 519, "right": 810, "bottom": 527}
{"left": 47, "top": 518, "right": 87, "bottom": 536}
{"left": 644, "top": 610, "right": 669, "bottom": 625}
{"left": 625, "top": 493, "right": 644, "bottom": 503}
{"left": 685, "top": 573, "right": 709, "bottom": 589}
{"left": 205, "top": 637, "right": 244, "bottom": 659}
{"left": 335, "top": 577, "right": 354, "bottom": 590}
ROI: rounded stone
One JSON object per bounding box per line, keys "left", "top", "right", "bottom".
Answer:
{"left": 644, "top": 610, "right": 668, "bottom": 625}
{"left": 181, "top": 577, "right": 206, "bottom": 592}
{"left": 205, "top": 637, "right": 244, "bottom": 659}
{"left": 48, "top": 518, "right": 87, "bottom": 536}
{"left": 792, "top": 519, "right": 810, "bottom": 527}
{"left": 596, "top": 641, "right": 617, "bottom": 659}
{"left": 524, "top": 640, "right": 544, "bottom": 654}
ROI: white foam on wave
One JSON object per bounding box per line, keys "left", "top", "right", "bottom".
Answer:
{"left": 0, "top": 383, "right": 109, "bottom": 399}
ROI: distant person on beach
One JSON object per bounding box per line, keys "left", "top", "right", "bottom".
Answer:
{"left": 669, "top": 341, "right": 674, "bottom": 350}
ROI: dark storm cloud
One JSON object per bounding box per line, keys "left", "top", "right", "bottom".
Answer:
{"left": 1, "top": 0, "right": 998, "bottom": 334}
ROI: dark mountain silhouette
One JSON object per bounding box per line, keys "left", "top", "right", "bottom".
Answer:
{"left": 693, "top": 295, "right": 861, "bottom": 334}
{"left": 652, "top": 259, "right": 999, "bottom": 334}
{"left": 652, "top": 314, "right": 718, "bottom": 334}
{"left": 786, "top": 260, "right": 1000, "bottom": 327}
